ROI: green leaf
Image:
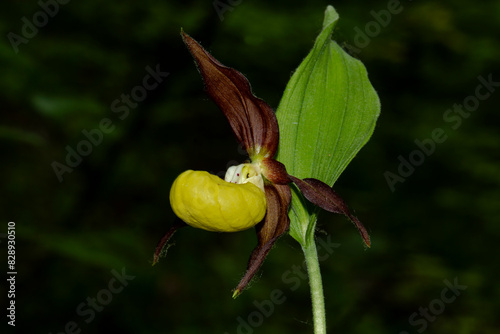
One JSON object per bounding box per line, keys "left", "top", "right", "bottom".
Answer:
{"left": 275, "top": 6, "right": 380, "bottom": 246}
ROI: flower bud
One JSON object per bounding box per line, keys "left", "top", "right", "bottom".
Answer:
{"left": 170, "top": 170, "right": 267, "bottom": 232}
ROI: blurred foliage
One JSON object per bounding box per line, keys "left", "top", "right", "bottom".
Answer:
{"left": 1, "top": 0, "right": 499, "bottom": 333}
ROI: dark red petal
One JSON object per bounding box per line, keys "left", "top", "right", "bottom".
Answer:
{"left": 289, "top": 176, "right": 371, "bottom": 247}
{"left": 233, "top": 184, "right": 291, "bottom": 298}
{"left": 181, "top": 31, "right": 279, "bottom": 159}
{"left": 152, "top": 221, "right": 186, "bottom": 265}
{"left": 260, "top": 158, "right": 291, "bottom": 185}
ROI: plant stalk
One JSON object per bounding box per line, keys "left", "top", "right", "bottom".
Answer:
{"left": 303, "top": 240, "right": 327, "bottom": 334}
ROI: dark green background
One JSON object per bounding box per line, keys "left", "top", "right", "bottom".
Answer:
{"left": 1, "top": 0, "right": 498, "bottom": 333}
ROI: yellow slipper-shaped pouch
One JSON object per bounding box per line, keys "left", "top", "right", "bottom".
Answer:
{"left": 170, "top": 170, "right": 267, "bottom": 232}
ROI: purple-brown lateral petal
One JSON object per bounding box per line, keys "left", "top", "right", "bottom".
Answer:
{"left": 152, "top": 220, "right": 187, "bottom": 265}
{"left": 289, "top": 176, "right": 371, "bottom": 247}
{"left": 260, "top": 158, "right": 291, "bottom": 185}
{"left": 233, "top": 183, "right": 291, "bottom": 298}
{"left": 181, "top": 31, "right": 279, "bottom": 159}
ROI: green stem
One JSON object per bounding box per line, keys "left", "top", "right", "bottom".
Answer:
{"left": 303, "top": 239, "right": 327, "bottom": 334}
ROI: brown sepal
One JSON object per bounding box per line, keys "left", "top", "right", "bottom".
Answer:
{"left": 233, "top": 183, "right": 291, "bottom": 298}
{"left": 260, "top": 158, "right": 291, "bottom": 185}
{"left": 152, "top": 220, "right": 187, "bottom": 266}
{"left": 289, "top": 176, "right": 371, "bottom": 247}
{"left": 181, "top": 31, "right": 279, "bottom": 159}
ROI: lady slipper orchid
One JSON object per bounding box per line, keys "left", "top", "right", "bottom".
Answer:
{"left": 153, "top": 31, "right": 371, "bottom": 298}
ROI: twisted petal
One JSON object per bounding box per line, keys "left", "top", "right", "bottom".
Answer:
{"left": 182, "top": 31, "right": 279, "bottom": 159}
{"left": 233, "top": 183, "right": 291, "bottom": 298}
{"left": 152, "top": 220, "right": 186, "bottom": 265}
{"left": 289, "top": 176, "right": 371, "bottom": 247}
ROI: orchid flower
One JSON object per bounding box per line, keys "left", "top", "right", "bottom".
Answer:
{"left": 153, "top": 30, "right": 370, "bottom": 298}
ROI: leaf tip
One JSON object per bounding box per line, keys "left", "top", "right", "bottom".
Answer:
{"left": 322, "top": 5, "right": 339, "bottom": 31}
